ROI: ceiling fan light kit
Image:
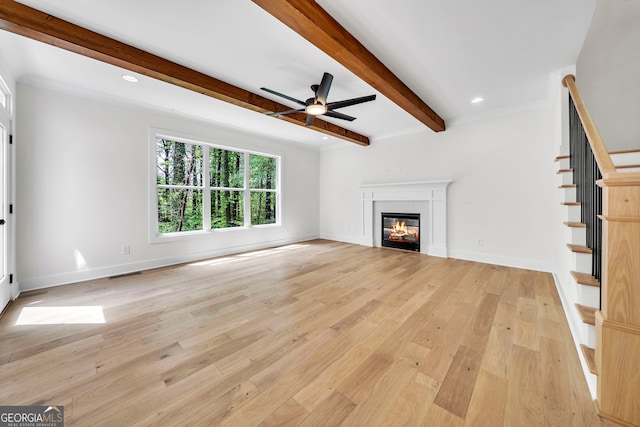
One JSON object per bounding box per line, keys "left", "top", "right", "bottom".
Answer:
{"left": 305, "top": 103, "right": 327, "bottom": 115}
{"left": 261, "top": 72, "right": 376, "bottom": 126}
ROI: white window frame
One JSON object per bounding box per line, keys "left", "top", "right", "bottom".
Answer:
{"left": 149, "top": 128, "right": 281, "bottom": 243}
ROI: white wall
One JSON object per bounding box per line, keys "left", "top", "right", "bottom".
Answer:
{"left": 320, "top": 105, "right": 557, "bottom": 271}
{"left": 16, "top": 82, "right": 320, "bottom": 290}
{"left": 577, "top": 0, "right": 640, "bottom": 151}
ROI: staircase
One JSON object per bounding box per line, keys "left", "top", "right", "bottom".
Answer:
{"left": 558, "top": 75, "right": 640, "bottom": 427}
{"left": 556, "top": 154, "right": 600, "bottom": 371}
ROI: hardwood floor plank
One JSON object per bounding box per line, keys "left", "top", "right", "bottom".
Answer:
{"left": 416, "top": 300, "right": 474, "bottom": 383}
{"left": 514, "top": 296, "right": 539, "bottom": 350}
{"left": 501, "top": 268, "right": 522, "bottom": 305}
{"left": 258, "top": 398, "right": 310, "bottom": 427}
{"left": 480, "top": 326, "right": 513, "bottom": 380}
{"left": 463, "top": 369, "right": 508, "bottom": 427}
{"left": 214, "top": 328, "right": 305, "bottom": 375}
{"left": 219, "top": 331, "right": 355, "bottom": 425}
{"left": 297, "top": 392, "right": 355, "bottom": 427}
{"left": 518, "top": 269, "right": 537, "bottom": 299}
{"left": 504, "top": 344, "right": 544, "bottom": 426}
{"left": 336, "top": 350, "right": 395, "bottom": 404}
{"left": 131, "top": 335, "right": 303, "bottom": 425}
{"left": 462, "top": 292, "right": 500, "bottom": 352}
{"left": 539, "top": 336, "right": 577, "bottom": 426}
{"left": 249, "top": 327, "right": 341, "bottom": 391}
{"left": 536, "top": 295, "right": 560, "bottom": 321}
{"left": 329, "top": 299, "right": 382, "bottom": 333}
{"left": 433, "top": 344, "right": 483, "bottom": 418}
{"left": 485, "top": 265, "right": 508, "bottom": 295}
{"left": 339, "top": 359, "right": 417, "bottom": 426}
{"left": 480, "top": 300, "right": 516, "bottom": 381}
{"left": 382, "top": 372, "right": 440, "bottom": 426}
{"left": 292, "top": 320, "right": 396, "bottom": 412}
{"left": 0, "top": 241, "right": 609, "bottom": 426}
{"left": 424, "top": 403, "right": 465, "bottom": 427}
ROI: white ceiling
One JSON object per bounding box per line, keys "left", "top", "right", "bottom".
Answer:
{"left": 0, "top": 0, "right": 597, "bottom": 148}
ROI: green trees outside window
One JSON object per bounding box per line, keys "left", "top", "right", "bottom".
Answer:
{"left": 250, "top": 154, "right": 277, "bottom": 226}
{"left": 210, "top": 148, "right": 244, "bottom": 229}
{"left": 155, "top": 137, "right": 278, "bottom": 235}
{"left": 156, "top": 139, "right": 203, "bottom": 233}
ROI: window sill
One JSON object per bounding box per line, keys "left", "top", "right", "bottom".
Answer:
{"left": 150, "top": 223, "right": 281, "bottom": 244}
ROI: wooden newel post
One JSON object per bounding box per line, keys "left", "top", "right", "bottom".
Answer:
{"left": 595, "top": 172, "right": 640, "bottom": 426}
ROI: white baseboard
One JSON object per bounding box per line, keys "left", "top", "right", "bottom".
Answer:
{"left": 427, "top": 245, "right": 448, "bottom": 258}
{"left": 319, "top": 236, "right": 549, "bottom": 272}
{"left": 318, "top": 233, "right": 365, "bottom": 246}
{"left": 448, "top": 249, "right": 553, "bottom": 272}
{"left": 320, "top": 234, "right": 448, "bottom": 258}
{"left": 19, "top": 234, "right": 320, "bottom": 292}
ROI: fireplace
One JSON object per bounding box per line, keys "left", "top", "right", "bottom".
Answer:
{"left": 381, "top": 212, "right": 420, "bottom": 252}
{"left": 360, "top": 180, "right": 451, "bottom": 257}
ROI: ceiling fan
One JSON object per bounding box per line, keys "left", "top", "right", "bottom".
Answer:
{"left": 260, "top": 72, "right": 376, "bottom": 126}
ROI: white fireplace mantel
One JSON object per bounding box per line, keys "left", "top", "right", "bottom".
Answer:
{"left": 359, "top": 180, "right": 452, "bottom": 257}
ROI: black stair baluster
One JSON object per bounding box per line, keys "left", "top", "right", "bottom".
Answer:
{"left": 568, "top": 97, "right": 603, "bottom": 309}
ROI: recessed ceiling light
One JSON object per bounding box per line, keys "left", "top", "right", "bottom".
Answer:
{"left": 322, "top": 136, "right": 329, "bottom": 140}
{"left": 122, "top": 74, "right": 139, "bottom": 83}
{"left": 471, "top": 97, "right": 484, "bottom": 104}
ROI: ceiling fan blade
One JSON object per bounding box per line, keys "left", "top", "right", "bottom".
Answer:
{"left": 315, "top": 72, "right": 333, "bottom": 105}
{"left": 267, "top": 108, "right": 305, "bottom": 117}
{"left": 326, "top": 94, "right": 376, "bottom": 110}
{"left": 324, "top": 110, "right": 356, "bottom": 121}
{"left": 260, "top": 87, "right": 307, "bottom": 106}
{"left": 305, "top": 114, "right": 316, "bottom": 127}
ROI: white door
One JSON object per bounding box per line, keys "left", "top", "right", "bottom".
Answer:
{"left": 0, "top": 108, "right": 10, "bottom": 312}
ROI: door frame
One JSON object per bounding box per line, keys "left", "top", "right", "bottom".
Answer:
{"left": 0, "top": 73, "right": 15, "bottom": 313}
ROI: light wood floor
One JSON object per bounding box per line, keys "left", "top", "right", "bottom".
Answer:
{"left": 0, "top": 240, "right": 616, "bottom": 426}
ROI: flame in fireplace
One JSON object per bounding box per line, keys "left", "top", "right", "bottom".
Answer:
{"left": 392, "top": 220, "right": 407, "bottom": 236}
{"left": 390, "top": 220, "right": 418, "bottom": 241}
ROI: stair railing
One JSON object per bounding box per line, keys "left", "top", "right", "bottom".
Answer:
{"left": 568, "top": 96, "right": 603, "bottom": 295}
{"left": 562, "top": 75, "right": 616, "bottom": 174}
{"left": 562, "top": 74, "right": 640, "bottom": 426}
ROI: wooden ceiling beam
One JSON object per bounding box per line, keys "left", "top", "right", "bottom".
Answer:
{"left": 251, "top": 0, "right": 446, "bottom": 133}
{"left": 0, "top": 0, "right": 370, "bottom": 146}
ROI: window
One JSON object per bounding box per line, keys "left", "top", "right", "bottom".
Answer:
{"left": 0, "top": 77, "right": 11, "bottom": 116}
{"left": 0, "top": 75, "right": 10, "bottom": 114}
{"left": 156, "top": 139, "right": 204, "bottom": 233}
{"left": 152, "top": 131, "right": 280, "bottom": 239}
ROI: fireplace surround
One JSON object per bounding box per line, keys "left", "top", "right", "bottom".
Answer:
{"left": 360, "top": 180, "right": 451, "bottom": 257}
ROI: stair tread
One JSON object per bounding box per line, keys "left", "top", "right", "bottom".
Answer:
{"left": 557, "top": 168, "right": 573, "bottom": 174}
{"left": 575, "top": 303, "right": 596, "bottom": 325}
{"left": 609, "top": 148, "right": 640, "bottom": 155}
{"left": 580, "top": 344, "right": 597, "bottom": 375}
{"left": 570, "top": 271, "right": 600, "bottom": 287}
{"left": 616, "top": 163, "right": 640, "bottom": 169}
{"left": 559, "top": 184, "right": 577, "bottom": 189}
{"left": 564, "top": 222, "right": 587, "bottom": 228}
{"left": 561, "top": 202, "right": 581, "bottom": 206}
{"left": 567, "top": 244, "right": 592, "bottom": 254}
{"left": 555, "top": 155, "right": 570, "bottom": 161}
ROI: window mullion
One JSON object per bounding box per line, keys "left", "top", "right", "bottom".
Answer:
{"left": 202, "top": 145, "right": 211, "bottom": 230}
{"left": 244, "top": 152, "right": 251, "bottom": 227}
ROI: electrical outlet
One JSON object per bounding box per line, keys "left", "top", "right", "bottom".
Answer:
{"left": 122, "top": 245, "right": 131, "bottom": 255}
{"left": 477, "top": 240, "right": 484, "bottom": 247}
